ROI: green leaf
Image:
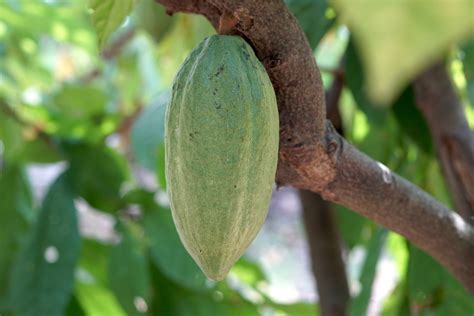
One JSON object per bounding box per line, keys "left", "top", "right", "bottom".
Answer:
{"left": 350, "top": 228, "right": 388, "bottom": 316}
{"left": 64, "top": 143, "right": 128, "bottom": 212}
{"left": 142, "top": 203, "right": 207, "bottom": 290}
{"left": 391, "top": 85, "right": 432, "bottom": 154}
{"left": 130, "top": 93, "right": 168, "bottom": 170}
{"left": 108, "top": 222, "right": 150, "bottom": 316}
{"left": 286, "top": 0, "right": 335, "bottom": 49}
{"left": 461, "top": 40, "right": 474, "bottom": 106}
{"left": 64, "top": 295, "right": 86, "bottom": 316}
{"left": 8, "top": 173, "right": 81, "bottom": 316}
{"left": 149, "top": 264, "right": 259, "bottom": 316}
{"left": 407, "top": 246, "right": 474, "bottom": 315}
{"left": 52, "top": 84, "right": 108, "bottom": 118}
{"left": 133, "top": 0, "right": 174, "bottom": 43}
{"left": 230, "top": 257, "right": 267, "bottom": 287}
{"left": 88, "top": 0, "right": 134, "bottom": 50}
{"left": 335, "top": 204, "right": 371, "bottom": 249}
{"left": 270, "top": 302, "right": 319, "bottom": 316}
{"left": 380, "top": 280, "right": 410, "bottom": 316}
{"left": 345, "top": 40, "right": 386, "bottom": 124}
{"left": 0, "top": 165, "right": 33, "bottom": 310}
{"left": 75, "top": 239, "right": 127, "bottom": 316}
{"left": 333, "top": 0, "right": 474, "bottom": 104}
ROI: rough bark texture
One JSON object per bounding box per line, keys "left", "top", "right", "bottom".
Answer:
{"left": 300, "top": 190, "right": 350, "bottom": 316}
{"left": 300, "top": 71, "right": 349, "bottom": 316}
{"left": 415, "top": 62, "right": 474, "bottom": 224}
{"left": 156, "top": 0, "right": 474, "bottom": 293}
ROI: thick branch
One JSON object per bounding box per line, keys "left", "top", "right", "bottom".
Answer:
{"left": 414, "top": 62, "right": 474, "bottom": 223}
{"left": 300, "top": 126, "right": 474, "bottom": 293}
{"left": 300, "top": 190, "right": 349, "bottom": 316}
{"left": 299, "top": 69, "right": 349, "bottom": 316}
{"left": 156, "top": 0, "right": 474, "bottom": 293}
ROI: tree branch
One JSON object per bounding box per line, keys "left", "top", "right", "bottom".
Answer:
{"left": 300, "top": 190, "right": 350, "bottom": 316}
{"left": 414, "top": 61, "right": 474, "bottom": 223}
{"left": 300, "top": 68, "right": 349, "bottom": 316}
{"left": 156, "top": 0, "right": 474, "bottom": 293}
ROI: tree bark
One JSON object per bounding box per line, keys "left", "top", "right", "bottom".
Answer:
{"left": 414, "top": 61, "right": 474, "bottom": 223}
{"left": 300, "top": 70, "right": 349, "bottom": 316}
{"left": 300, "top": 190, "right": 350, "bottom": 316}
{"left": 156, "top": 0, "right": 474, "bottom": 293}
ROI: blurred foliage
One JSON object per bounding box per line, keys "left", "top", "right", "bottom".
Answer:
{"left": 0, "top": 0, "right": 473, "bottom": 315}
{"left": 333, "top": 0, "right": 474, "bottom": 104}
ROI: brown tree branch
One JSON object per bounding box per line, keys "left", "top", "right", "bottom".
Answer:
{"left": 300, "top": 68, "right": 349, "bottom": 316}
{"left": 414, "top": 61, "right": 474, "bottom": 223}
{"left": 300, "top": 191, "right": 350, "bottom": 316}
{"left": 156, "top": 0, "right": 474, "bottom": 293}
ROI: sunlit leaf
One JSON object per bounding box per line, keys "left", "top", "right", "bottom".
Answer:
{"left": 8, "top": 173, "right": 80, "bottom": 316}
{"left": 380, "top": 280, "right": 410, "bottom": 316}
{"left": 230, "top": 257, "right": 267, "bottom": 287}
{"left": 88, "top": 0, "right": 134, "bottom": 50}
{"left": 334, "top": 0, "right": 474, "bottom": 104}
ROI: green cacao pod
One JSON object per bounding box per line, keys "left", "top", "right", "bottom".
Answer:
{"left": 165, "top": 35, "right": 279, "bottom": 280}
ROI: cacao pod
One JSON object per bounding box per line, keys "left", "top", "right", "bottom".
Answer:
{"left": 165, "top": 35, "right": 279, "bottom": 280}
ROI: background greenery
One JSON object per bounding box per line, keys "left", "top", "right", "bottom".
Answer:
{"left": 0, "top": 0, "right": 473, "bottom": 315}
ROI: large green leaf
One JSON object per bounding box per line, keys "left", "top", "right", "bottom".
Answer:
{"left": 334, "top": 0, "right": 474, "bottom": 104}
{"left": 64, "top": 143, "right": 128, "bottom": 212}
{"left": 108, "top": 222, "right": 150, "bottom": 316}
{"left": 125, "top": 191, "right": 211, "bottom": 292}
{"left": 88, "top": 0, "right": 134, "bottom": 50}
{"left": 8, "top": 173, "right": 80, "bottom": 316}
{"left": 286, "top": 0, "right": 335, "bottom": 49}
{"left": 0, "top": 165, "right": 33, "bottom": 310}
{"left": 141, "top": 199, "right": 207, "bottom": 290}
{"left": 130, "top": 92, "right": 168, "bottom": 171}
{"left": 407, "top": 246, "right": 474, "bottom": 315}
{"left": 149, "top": 264, "right": 259, "bottom": 316}
{"left": 75, "top": 240, "right": 127, "bottom": 316}
{"left": 350, "top": 228, "right": 388, "bottom": 316}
